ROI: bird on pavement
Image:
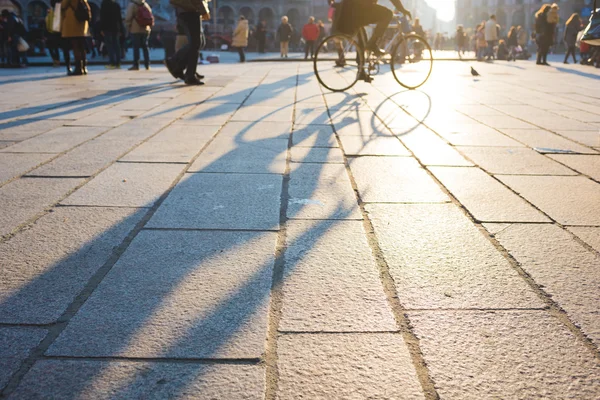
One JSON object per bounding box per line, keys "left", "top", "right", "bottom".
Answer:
{"left": 471, "top": 66, "right": 480, "bottom": 76}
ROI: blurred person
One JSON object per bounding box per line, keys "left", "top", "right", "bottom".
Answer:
{"left": 302, "top": 16, "right": 319, "bottom": 59}
{"left": 484, "top": 14, "right": 498, "bottom": 60}
{"left": 563, "top": 13, "right": 581, "bottom": 64}
{"left": 496, "top": 39, "right": 508, "bottom": 60}
{"left": 476, "top": 23, "right": 486, "bottom": 60}
{"left": 277, "top": 16, "right": 293, "bottom": 58}
{"left": 317, "top": 19, "right": 326, "bottom": 43}
{"left": 100, "top": 0, "right": 124, "bottom": 68}
{"left": 232, "top": 15, "right": 248, "bottom": 62}
{"left": 412, "top": 17, "right": 424, "bottom": 37}
{"left": 125, "top": 0, "right": 154, "bottom": 70}
{"left": 61, "top": 0, "right": 91, "bottom": 74}
{"left": 455, "top": 24, "right": 466, "bottom": 57}
{"left": 46, "top": 0, "right": 62, "bottom": 66}
{"left": 506, "top": 26, "right": 517, "bottom": 61}
{"left": 256, "top": 20, "right": 266, "bottom": 53}
{"left": 535, "top": 4, "right": 552, "bottom": 65}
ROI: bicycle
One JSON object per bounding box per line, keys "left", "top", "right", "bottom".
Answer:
{"left": 313, "top": 15, "right": 433, "bottom": 92}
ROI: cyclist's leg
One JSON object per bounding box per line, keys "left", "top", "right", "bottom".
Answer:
{"left": 354, "top": 5, "right": 393, "bottom": 53}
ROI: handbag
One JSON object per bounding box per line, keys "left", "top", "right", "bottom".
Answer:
{"left": 52, "top": 2, "right": 61, "bottom": 32}
{"left": 17, "top": 37, "right": 29, "bottom": 52}
{"left": 582, "top": 0, "right": 600, "bottom": 45}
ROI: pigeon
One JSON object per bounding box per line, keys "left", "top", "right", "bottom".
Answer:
{"left": 471, "top": 66, "right": 480, "bottom": 76}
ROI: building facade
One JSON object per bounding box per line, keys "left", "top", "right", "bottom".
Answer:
{"left": 455, "top": 0, "right": 594, "bottom": 33}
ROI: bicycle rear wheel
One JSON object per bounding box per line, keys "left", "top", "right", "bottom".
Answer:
{"left": 314, "top": 34, "right": 363, "bottom": 92}
{"left": 391, "top": 34, "right": 433, "bottom": 90}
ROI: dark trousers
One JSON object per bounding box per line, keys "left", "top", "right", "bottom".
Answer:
{"left": 236, "top": 46, "right": 245, "bottom": 62}
{"left": 353, "top": 4, "right": 392, "bottom": 47}
{"left": 71, "top": 37, "right": 86, "bottom": 63}
{"left": 304, "top": 40, "right": 315, "bottom": 59}
{"left": 564, "top": 45, "right": 576, "bottom": 62}
{"left": 172, "top": 11, "right": 200, "bottom": 80}
{"left": 104, "top": 32, "right": 121, "bottom": 66}
{"left": 47, "top": 33, "right": 61, "bottom": 61}
{"left": 132, "top": 32, "right": 150, "bottom": 67}
{"left": 257, "top": 37, "right": 265, "bottom": 53}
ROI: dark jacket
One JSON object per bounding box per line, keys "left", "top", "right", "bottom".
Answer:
{"left": 535, "top": 11, "right": 551, "bottom": 45}
{"left": 563, "top": 23, "right": 580, "bottom": 47}
{"left": 277, "top": 23, "right": 293, "bottom": 42}
{"left": 507, "top": 30, "right": 518, "bottom": 46}
{"left": 100, "top": 0, "right": 124, "bottom": 34}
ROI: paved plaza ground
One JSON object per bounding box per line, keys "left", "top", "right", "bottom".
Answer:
{"left": 0, "top": 58, "right": 599, "bottom": 399}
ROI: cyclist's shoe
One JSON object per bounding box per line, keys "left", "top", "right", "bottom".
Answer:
{"left": 366, "top": 44, "right": 385, "bottom": 57}
{"left": 335, "top": 59, "right": 346, "bottom": 67}
{"left": 357, "top": 70, "right": 373, "bottom": 83}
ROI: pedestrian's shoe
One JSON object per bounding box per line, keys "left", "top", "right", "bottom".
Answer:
{"left": 72, "top": 63, "right": 84, "bottom": 76}
{"left": 542, "top": 62, "right": 550, "bottom": 66}
{"left": 166, "top": 58, "right": 184, "bottom": 80}
{"left": 115, "top": 64, "right": 122, "bottom": 69}
{"left": 145, "top": 64, "right": 150, "bottom": 70}
{"left": 357, "top": 70, "right": 372, "bottom": 83}
{"left": 66, "top": 63, "right": 74, "bottom": 76}
{"left": 366, "top": 43, "right": 385, "bottom": 57}
{"left": 82, "top": 61, "right": 88, "bottom": 75}
{"left": 184, "top": 77, "right": 204, "bottom": 86}
{"left": 129, "top": 65, "right": 140, "bottom": 71}
{"left": 195, "top": 73, "right": 205, "bottom": 80}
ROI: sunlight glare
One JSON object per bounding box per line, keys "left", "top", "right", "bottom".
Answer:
{"left": 425, "top": 0, "right": 456, "bottom": 22}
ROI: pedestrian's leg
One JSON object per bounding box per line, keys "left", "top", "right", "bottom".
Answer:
{"left": 280, "top": 42, "right": 283, "bottom": 57}
{"left": 134, "top": 33, "right": 141, "bottom": 67}
{"left": 304, "top": 41, "right": 309, "bottom": 59}
{"left": 142, "top": 32, "right": 150, "bottom": 68}
{"left": 181, "top": 12, "right": 200, "bottom": 82}
{"left": 571, "top": 46, "right": 577, "bottom": 63}
{"left": 71, "top": 38, "right": 83, "bottom": 75}
{"left": 115, "top": 34, "right": 121, "bottom": 67}
{"left": 284, "top": 41, "right": 289, "bottom": 57}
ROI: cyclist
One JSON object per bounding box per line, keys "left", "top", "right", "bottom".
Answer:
{"left": 333, "top": 0, "right": 412, "bottom": 56}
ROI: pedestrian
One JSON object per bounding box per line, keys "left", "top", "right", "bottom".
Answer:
{"left": 412, "top": 17, "right": 424, "bottom": 37}
{"left": 165, "top": 0, "right": 207, "bottom": 85}
{"left": 277, "top": 16, "right": 293, "bottom": 58}
{"left": 455, "top": 24, "right": 466, "bottom": 57}
{"left": 256, "top": 20, "right": 266, "bottom": 53}
{"left": 302, "top": 16, "right": 319, "bottom": 59}
{"left": 507, "top": 26, "right": 518, "bottom": 60}
{"left": 46, "top": 0, "right": 62, "bottom": 66}
{"left": 317, "top": 19, "right": 326, "bottom": 42}
{"left": 0, "top": 12, "right": 7, "bottom": 67}
{"left": 1, "top": 10, "right": 27, "bottom": 67}
{"left": 484, "top": 14, "right": 498, "bottom": 61}
{"left": 61, "top": 0, "right": 91, "bottom": 74}
{"left": 563, "top": 13, "right": 581, "bottom": 64}
{"left": 535, "top": 4, "right": 552, "bottom": 65}
{"left": 476, "top": 23, "right": 486, "bottom": 60}
{"left": 231, "top": 15, "right": 248, "bottom": 62}
{"left": 496, "top": 39, "right": 509, "bottom": 60}
{"left": 100, "top": 0, "right": 124, "bottom": 68}
{"left": 125, "top": 0, "right": 154, "bottom": 70}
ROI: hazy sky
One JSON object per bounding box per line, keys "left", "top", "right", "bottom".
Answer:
{"left": 425, "top": 0, "right": 456, "bottom": 22}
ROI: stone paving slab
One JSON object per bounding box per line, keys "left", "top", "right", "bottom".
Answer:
{"left": 494, "top": 224, "right": 600, "bottom": 345}
{"left": 292, "top": 125, "right": 338, "bottom": 148}
{"left": 0, "top": 177, "right": 84, "bottom": 238}
{"left": 0, "top": 206, "right": 144, "bottom": 324}
{"left": 457, "top": 146, "right": 577, "bottom": 175}
{"left": 48, "top": 230, "right": 275, "bottom": 358}
{"left": 177, "top": 103, "right": 240, "bottom": 126}
{"left": 430, "top": 167, "right": 550, "bottom": 223}
{"left": 350, "top": 157, "right": 449, "bottom": 203}
{"left": 120, "top": 125, "right": 217, "bottom": 163}
{"left": 231, "top": 106, "right": 295, "bottom": 123}
{"left": 0, "top": 328, "right": 47, "bottom": 391}
{"left": 0, "top": 119, "right": 67, "bottom": 142}
{"left": 280, "top": 220, "right": 395, "bottom": 332}
{"left": 367, "top": 204, "right": 542, "bottom": 309}
{"left": 277, "top": 333, "right": 424, "bottom": 400}
{"left": 0, "top": 126, "right": 109, "bottom": 154}
{"left": 497, "top": 175, "right": 600, "bottom": 226}
{"left": 10, "top": 360, "right": 265, "bottom": 399}
{"left": 399, "top": 126, "right": 473, "bottom": 166}
{"left": 470, "top": 115, "right": 537, "bottom": 130}
{"left": 567, "top": 227, "right": 600, "bottom": 253}
{"left": 287, "top": 163, "right": 361, "bottom": 220}
{"left": 554, "top": 130, "right": 600, "bottom": 148}
{"left": 409, "top": 311, "right": 600, "bottom": 399}
{"left": 61, "top": 163, "right": 185, "bottom": 208}
{"left": 147, "top": 173, "right": 282, "bottom": 230}
{"left": 431, "top": 122, "right": 523, "bottom": 147}
{"left": 499, "top": 129, "right": 598, "bottom": 154}
{"left": 290, "top": 146, "right": 344, "bottom": 163}
{"left": 338, "top": 135, "right": 411, "bottom": 156}
{"left": 332, "top": 110, "right": 392, "bottom": 138}
{"left": 547, "top": 154, "right": 600, "bottom": 182}
{"left": 294, "top": 105, "right": 331, "bottom": 125}
{"left": 0, "top": 153, "right": 56, "bottom": 185}
{"left": 0, "top": 141, "right": 17, "bottom": 150}
{"left": 218, "top": 121, "right": 291, "bottom": 141}
{"left": 189, "top": 136, "right": 288, "bottom": 174}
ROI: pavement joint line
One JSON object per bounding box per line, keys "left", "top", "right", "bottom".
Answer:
{"left": 277, "top": 330, "right": 401, "bottom": 335}
{"left": 22, "top": 175, "right": 92, "bottom": 179}
{"left": 116, "top": 160, "right": 189, "bottom": 165}
{"left": 185, "top": 171, "right": 283, "bottom": 176}
{"left": 285, "top": 217, "right": 364, "bottom": 221}
{"left": 380, "top": 95, "right": 600, "bottom": 359}
{"left": 41, "top": 355, "right": 262, "bottom": 365}
{"left": 54, "top": 204, "right": 150, "bottom": 209}
{"left": 0, "top": 73, "right": 272, "bottom": 398}
{"left": 330, "top": 88, "right": 441, "bottom": 400}
{"left": 263, "top": 65, "right": 297, "bottom": 400}
{"left": 400, "top": 307, "right": 550, "bottom": 312}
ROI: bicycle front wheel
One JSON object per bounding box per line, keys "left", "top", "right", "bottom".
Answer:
{"left": 391, "top": 34, "right": 433, "bottom": 90}
{"left": 314, "top": 34, "right": 363, "bottom": 92}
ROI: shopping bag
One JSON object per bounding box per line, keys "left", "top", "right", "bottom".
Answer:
{"left": 52, "top": 2, "right": 61, "bottom": 33}
{"left": 17, "top": 37, "right": 29, "bottom": 52}
{"left": 582, "top": 0, "right": 600, "bottom": 45}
